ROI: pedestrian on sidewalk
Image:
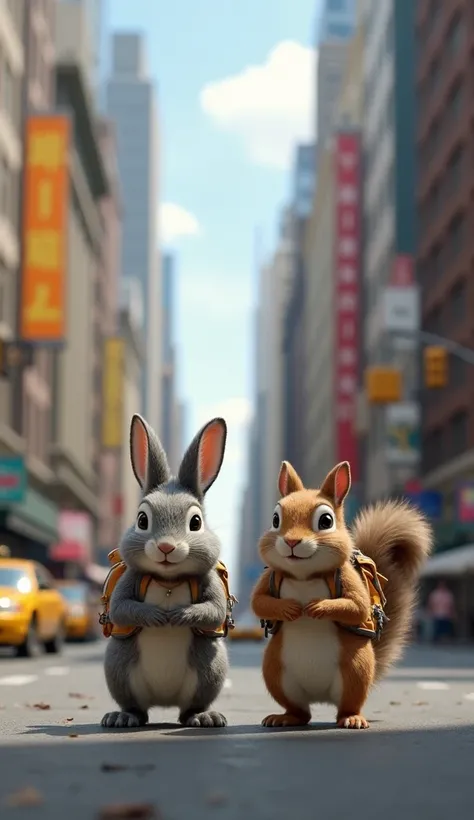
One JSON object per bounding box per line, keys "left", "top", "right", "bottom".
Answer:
{"left": 427, "top": 580, "right": 456, "bottom": 643}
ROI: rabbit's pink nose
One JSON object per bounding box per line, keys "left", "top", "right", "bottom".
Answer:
{"left": 158, "top": 542, "right": 175, "bottom": 555}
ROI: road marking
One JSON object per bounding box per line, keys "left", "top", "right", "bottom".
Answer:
{"left": 464, "top": 692, "right": 474, "bottom": 701}
{"left": 224, "top": 678, "right": 232, "bottom": 689}
{"left": 416, "top": 681, "right": 449, "bottom": 691}
{"left": 44, "top": 666, "right": 70, "bottom": 677}
{"left": 0, "top": 675, "right": 38, "bottom": 686}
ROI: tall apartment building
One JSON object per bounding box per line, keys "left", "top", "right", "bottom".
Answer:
{"left": 359, "top": 0, "right": 418, "bottom": 502}
{"left": 0, "top": 0, "right": 61, "bottom": 561}
{"left": 161, "top": 253, "right": 182, "bottom": 473}
{"left": 106, "top": 34, "right": 162, "bottom": 432}
{"left": 96, "top": 116, "right": 123, "bottom": 561}
{"left": 316, "top": 0, "right": 356, "bottom": 157}
{"left": 282, "top": 144, "right": 316, "bottom": 477}
{"left": 416, "top": 3, "right": 474, "bottom": 544}
{"left": 48, "top": 0, "right": 109, "bottom": 571}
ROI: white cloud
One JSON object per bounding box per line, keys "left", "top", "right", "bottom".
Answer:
{"left": 200, "top": 40, "right": 315, "bottom": 170}
{"left": 159, "top": 202, "right": 201, "bottom": 244}
{"left": 196, "top": 397, "right": 252, "bottom": 429}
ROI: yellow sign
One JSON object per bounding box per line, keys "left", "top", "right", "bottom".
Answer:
{"left": 20, "top": 114, "right": 70, "bottom": 343}
{"left": 365, "top": 366, "right": 402, "bottom": 404}
{"left": 102, "top": 338, "right": 125, "bottom": 448}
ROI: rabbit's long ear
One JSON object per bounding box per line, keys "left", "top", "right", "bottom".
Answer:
{"left": 178, "top": 417, "right": 227, "bottom": 500}
{"left": 130, "top": 414, "right": 171, "bottom": 493}
{"left": 320, "top": 461, "right": 351, "bottom": 507}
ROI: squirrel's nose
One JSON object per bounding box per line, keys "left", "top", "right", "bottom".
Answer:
{"left": 285, "top": 538, "right": 301, "bottom": 548}
{"left": 158, "top": 542, "right": 175, "bottom": 555}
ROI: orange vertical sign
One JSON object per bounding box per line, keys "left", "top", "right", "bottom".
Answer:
{"left": 20, "top": 115, "right": 71, "bottom": 343}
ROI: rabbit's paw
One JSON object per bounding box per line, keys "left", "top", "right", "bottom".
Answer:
{"left": 101, "top": 710, "right": 148, "bottom": 729}
{"left": 181, "top": 710, "right": 227, "bottom": 728}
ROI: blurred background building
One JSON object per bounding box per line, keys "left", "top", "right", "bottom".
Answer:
{"left": 0, "top": 0, "right": 183, "bottom": 587}
{"left": 236, "top": 0, "right": 474, "bottom": 619}
{"left": 106, "top": 32, "right": 162, "bottom": 431}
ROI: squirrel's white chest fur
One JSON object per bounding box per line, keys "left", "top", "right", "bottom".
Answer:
{"left": 130, "top": 580, "right": 198, "bottom": 710}
{"left": 279, "top": 577, "right": 343, "bottom": 707}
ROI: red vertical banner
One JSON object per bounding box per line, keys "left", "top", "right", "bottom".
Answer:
{"left": 333, "top": 132, "right": 361, "bottom": 482}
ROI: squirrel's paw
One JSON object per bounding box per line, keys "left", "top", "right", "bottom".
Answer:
{"left": 337, "top": 714, "right": 369, "bottom": 730}
{"left": 181, "top": 710, "right": 227, "bottom": 728}
{"left": 304, "top": 600, "right": 328, "bottom": 619}
{"left": 101, "top": 710, "right": 148, "bottom": 729}
{"left": 262, "top": 712, "right": 310, "bottom": 728}
{"left": 280, "top": 600, "right": 303, "bottom": 621}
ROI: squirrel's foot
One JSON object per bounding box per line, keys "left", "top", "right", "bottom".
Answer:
{"left": 180, "top": 709, "right": 227, "bottom": 728}
{"left": 262, "top": 711, "right": 310, "bottom": 728}
{"left": 337, "top": 714, "right": 369, "bottom": 730}
{"left": 101, "top": 709, "right": 148, "bottom": 729}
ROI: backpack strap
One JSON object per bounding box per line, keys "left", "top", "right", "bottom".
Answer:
{"left": 261, "top": 569, "right": 284, "bottom": 637}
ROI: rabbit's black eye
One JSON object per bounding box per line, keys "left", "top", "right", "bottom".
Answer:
{"left": 137, "top": 511, "right": 149, "bottom": 530}
{"left": 272, "top": 512, "right": 280, "bottom": 529}
{"left": 189, "top": 514, "right": 202, "bottom": 532}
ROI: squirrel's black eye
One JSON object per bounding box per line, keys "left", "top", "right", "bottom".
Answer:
{"left": 272, "top": 512, "right": 280, "bottom": 529}
{"left": 137, "top": 511, "right": 149, "bottom": 530}
{"left": 318, "top": 513, "right": 334, "bottom": 530}
{"left": 189, "top": 514, "right": 202, "bottom": 532}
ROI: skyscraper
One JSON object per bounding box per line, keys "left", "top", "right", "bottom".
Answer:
{"left": 106, "top": 34, "right": 162, "bottom": 431}
{"left": 315, "top": 0, "right": 356, "bottom": 156}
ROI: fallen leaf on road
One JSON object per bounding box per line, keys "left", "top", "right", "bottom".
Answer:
{"left": 412, "top": 701, "right": 428, "bottom": 706}
{"left": 68, "top": 733, "right": 78, "bottom": 738}
{"left": 69, "top": 692, "right": 95, "bottom": 700}
{"left": 389, "top": 701, "right": 401, "bottom": 706}
{"left": 31, "top": 702, "right": 51, "bottom": 710}
{"left": 100, "top": 763, "right": 156, "bottom": 773}
{"left": 206, "top": 792, "right": 228, "bottom": 806}
{"left": 80, "top": 705, "right": 89, "bottom": 710}
{"left": 98, "top": 803, "right": 158, "bottom": 819}
{"left": 65, "top": 717, "right": 74, "bottom": 722}
{"left": 5, "top": 787, "right": 44, "bottom": 807}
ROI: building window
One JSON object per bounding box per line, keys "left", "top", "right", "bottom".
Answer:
{"left": 450, "top": 411, "right": 468, "bottom": 458}
{"left": 449, "top": 280, "right": 466, "bottom": 324}
{"left": 448, "top": 213, "right": 465, "bottom": 258}
{"left": 450, "top": 355, "right": 466, "bottom": 389}
{"left": 447, "top": 13, "right": 464, "bottom": 56}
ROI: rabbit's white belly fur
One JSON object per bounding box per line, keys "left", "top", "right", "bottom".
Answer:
{"left": 130, "top": 580, "right": 198, "bottom": 709}
{"left": 279, "top": 577, "right": 343, "bottom": 707}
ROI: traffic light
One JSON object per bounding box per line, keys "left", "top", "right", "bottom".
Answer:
{"left": 365, "top": 366, "right": 402, "bottom": 403}
{"left": 424, "top": 346, "right": 448, "bottom": 388}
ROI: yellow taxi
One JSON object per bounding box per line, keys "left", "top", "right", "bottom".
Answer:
{"left": 0, "top": 557, "right": 68, "bottom": 657}
{"left": 57, "top": 580, "right": 99, "bottom": 641}
{"left": 228, "top": 610, "right": 264, "bottom": 642}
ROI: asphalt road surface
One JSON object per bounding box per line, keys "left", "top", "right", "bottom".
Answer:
{"left": 0, "top": 638, "right": 473, "bottom": 820}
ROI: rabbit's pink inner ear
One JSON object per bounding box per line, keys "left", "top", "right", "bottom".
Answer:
{"left": 334, "top": 462, "right": 351, "bottom": 505}
{"left": 198, "top": 421, "right": 225, "bottom": 491}
{"left": 131, "top": 418, "right": 148, "bottom": 486}
{"left": 278, "top": 463, "right": 289, "bottom": 497}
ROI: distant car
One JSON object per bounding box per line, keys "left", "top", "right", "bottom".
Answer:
{"left": 57, "top": 580, "right": 99, "bottom": 642}
{"left": 228, "top": 610, "right": 264, "bottom": 642}
{"left": 0, "top": 558, "right": 68, "bottom": 657}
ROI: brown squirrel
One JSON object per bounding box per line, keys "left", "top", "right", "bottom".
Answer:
{"left": 251, "top": 460, "right": 433, "bottom": 730}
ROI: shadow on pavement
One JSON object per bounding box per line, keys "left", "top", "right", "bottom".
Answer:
{"left": 1, "top": 723, "right": 473, "bottom": 820}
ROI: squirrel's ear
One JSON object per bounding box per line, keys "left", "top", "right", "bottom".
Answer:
{"left": 178, "top": 417, "right": 227, "bottom": 499}
{"left": 320, "top": 461, "right": 351, "bottom": 507}
{"left": 130, "top": 414, "right": 171, "bottom": 493}
{"left": 278, "top": 461, "right": 304, "bottom": 497}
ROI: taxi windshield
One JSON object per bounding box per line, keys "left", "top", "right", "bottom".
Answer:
{"left": 59, "top": 585, "right": 86, "bottom": 603}
{"left": 0, "top": 568, "right": 32, "bottom": 593}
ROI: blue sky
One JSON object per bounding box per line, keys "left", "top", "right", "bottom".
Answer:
{"left": 106, "top": 0, "right": 321, "bottom": 588}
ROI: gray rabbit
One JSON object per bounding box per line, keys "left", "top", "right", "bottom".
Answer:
{"left": 101, "top": 413, "right": 231, "bottom": 729}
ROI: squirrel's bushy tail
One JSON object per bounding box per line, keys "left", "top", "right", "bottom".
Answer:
{"left": 351, "top": 499, "right": 433, "bottom": 682}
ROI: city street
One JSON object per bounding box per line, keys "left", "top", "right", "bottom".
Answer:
{"left": 0, "top": 640, "right": 472, "bottom": 819}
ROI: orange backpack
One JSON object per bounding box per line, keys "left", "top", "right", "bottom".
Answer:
{"left": 261, "top": 549, "right": 388, "bottom": 640}
{"left": 99, "top": 548, "right": 237, "bottom": 640}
